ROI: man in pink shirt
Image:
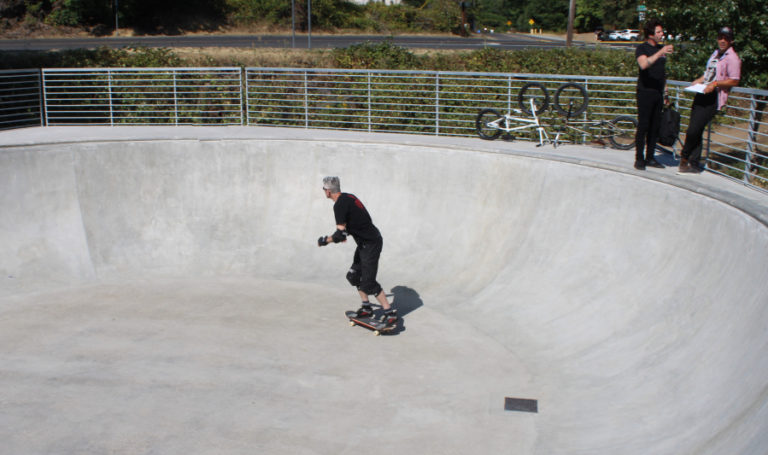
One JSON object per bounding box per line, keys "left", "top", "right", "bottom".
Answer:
{"left": 678, "top": 26, "right": 742, "bottom": 174}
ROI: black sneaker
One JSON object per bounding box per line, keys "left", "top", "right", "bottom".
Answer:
{"left": 355, "top": 304, "right": 374, "bottom": 319}
{"left": 381, "top": 309, "right": 398, "bottom": 327}
{"left": 634, "top": 160, "right": 646, "bottom": 170}
{"left": 645, "top": 158, "right": 665, "bottom": 168}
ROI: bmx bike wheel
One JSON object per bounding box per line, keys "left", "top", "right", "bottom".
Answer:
{"left": 607, "top": 115, "right": 638, "bottom": 150}
{"left": 475, "top": 108, "right": 503, "bottom": 140}
{"left": 518, "top": 82, "right": 550, "bottom": 115}
{"left": 554, "top": 82, "right": 589, "bottom": 117}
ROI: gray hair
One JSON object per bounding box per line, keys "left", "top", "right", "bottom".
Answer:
{"left": 322, "top": 176, "right": 341, "bottom": 193}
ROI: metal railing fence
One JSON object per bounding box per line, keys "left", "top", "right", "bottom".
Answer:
{"left": 0, "top": 69, "right": 42, "bottom": 130}
{"left": 42, "top": 68, "right": 243, "bottom": 126}
{"left": 246, "top": 68, "right": 767, "bottom": 192}
{"left": 1, "top": 67, "right": 765, "bottom": 192}
{"left": 245, "top": 68, "right": 640, "bottom": 137}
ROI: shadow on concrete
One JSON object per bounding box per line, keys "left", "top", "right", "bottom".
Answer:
{"left": 382, "top": 285, "right": 424, "bottom": 335}
{"left": 391, "top": 285, "right": 424, "bottom": 316}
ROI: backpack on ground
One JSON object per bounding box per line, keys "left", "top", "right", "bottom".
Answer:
{"left": 658, "top": 106, "right": 681, "bottom": 146}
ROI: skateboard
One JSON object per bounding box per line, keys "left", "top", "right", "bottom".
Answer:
{"left": 345, "top": 310, "right": 396, "bottom": 336}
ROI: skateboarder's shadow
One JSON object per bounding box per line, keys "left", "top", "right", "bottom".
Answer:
{"left": 386, "top": 285, "right": 424, "bottom": 335}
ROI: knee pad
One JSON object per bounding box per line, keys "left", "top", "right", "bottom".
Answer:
{"left": 346, "top": 267, "right": 361, "bottom": 287}
{"left": 360, "top": 282, "right": 382, "bottom": 296}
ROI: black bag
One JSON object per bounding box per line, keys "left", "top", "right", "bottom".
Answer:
{"left": 658, "top": 107, "right": 681, "bottom": 146}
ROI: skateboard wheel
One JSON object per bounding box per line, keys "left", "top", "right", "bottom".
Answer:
{"left": 349, "top": 321, "right": 355, "bottom": 327}
{"left": 373, "top": 330, "right": 381, "bottom": 336}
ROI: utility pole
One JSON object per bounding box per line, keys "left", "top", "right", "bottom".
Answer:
{"left": 291, "top": 0, "right": 295, "bottom": 48}
{"left": 114, "top": 0, "right": 119, "bottom": 37}
{"left": 566, "top": 0, "right": 575, "bottom": 47}
{"left": 307, "top": 0, "right": 312, "bottom": 49}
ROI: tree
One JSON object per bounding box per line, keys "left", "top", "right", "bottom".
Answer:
{"left": 645, "top": 0, "right": 767, "bottom": 88}
{"left": 574, "top": 0, "right": 603, "bottom": 32}
{"left": 46, "top": 0, "right": 112, "bottom": 27}
{"left": 118, "top": 0, "right": 228, "bottom": 32}
{"left": 599, "top": 0, "right": 638, "bottom": 29}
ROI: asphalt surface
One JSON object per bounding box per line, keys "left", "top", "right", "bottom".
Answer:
{"left": 1, "top": 126, "right": 766, "bottom": 454}
{"left": 0, "top": 33, "right": 634, "bottom": 51}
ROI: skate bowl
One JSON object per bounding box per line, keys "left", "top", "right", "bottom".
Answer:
{"left": 2, "top": 126, "right": 768, "bottom": 454}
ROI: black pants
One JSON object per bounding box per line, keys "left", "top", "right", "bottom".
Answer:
{"left": 680, "top": 92, "right": 718, "bottom": 165}
{"left": 350, "top": 237, "right": 383, "bottom": 296}
{"left": 635, "top": 88, "right": 664, "bottom": 162}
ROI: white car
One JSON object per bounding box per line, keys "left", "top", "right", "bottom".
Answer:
{"left": 619, "top": 29, "right": 640, "bottom": 41}
{"left": 607, "top": 30, "right": 623, "bottom": 41}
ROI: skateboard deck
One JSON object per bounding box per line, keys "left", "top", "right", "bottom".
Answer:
{"left": 345, "top": 310, "right": 396, "bottom": 336}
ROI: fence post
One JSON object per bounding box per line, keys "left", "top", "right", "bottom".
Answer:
{"left": 672, "top": 87, "right": 681, "bottom": 156}
{"left": 367, "top": 73, "right": 372, "bottom": 133}
{"left": 241, "top": 68, "right": 247, "bottom": 126}
{"left": 745, "top": 94, "right": 758, "bottom": 183}
{"left": 435, "top": 73, "right": 440, "bottom": 136}
{"left": 173, "top": 70, "right": 179, "bottom": 126}
{"left": 108, "top": 70, "right": 114, "bottom": 126}
{"left": 304, "top": 71, "right": 309, "bottom": 129}
{"left": 581, "top": 78, "right": 589, "bottom": 144}
{"left": 704, "top": 119, "right": 712, "bottom": 167}
{"left": 39, "top": 69, "right": 47, "bottom": 127}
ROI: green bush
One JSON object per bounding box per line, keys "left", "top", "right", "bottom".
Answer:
{"left": 0, "top": 47, "right": 183, "bottom": 70}
{"left": 332, "top": 40, "right": 418, "bottom": 69}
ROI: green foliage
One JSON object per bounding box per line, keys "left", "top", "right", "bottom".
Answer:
{"left": 645, "top": 0, "right": 768, "bottom": 88}
{"left": 599, "top": 0, "right": 639, "bottom": 29}
{"left": 5, "top": 0, "right": 645, "bottom": 35}
{"left": 0, "top": 47, "right": 183, "bottom": 69}
{"left": 362, "top": 3, "right": 419, "bottom": 32}
{"left": 46, "top": 0, "right": 79, "bottom": 26}
{"left": 429, "top": 46, "right": 636, "bottom": 76}
{"left": 331, "top": 39, "right": 418, "bottom": 69}
{"left": 227, "top": 0, "right": 292, "bottom": 26}
{"left": 119, "top": 0, "right": 228, "bottom": 32}
{"left": 520, "top": 0, "right": 569, "bottom": 32}
{"left": 228, "top": 0, "right": 364, "bottom": 30}
{"left": 574, "top": 0, "right": 604, "bottom": 32}
{"left": 467, "top": 0, "right": 640, "bottom": 33}
{"left": 399, "top": 0, "right": 462, "bottom": 32}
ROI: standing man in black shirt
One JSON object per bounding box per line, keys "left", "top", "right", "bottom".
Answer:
{"left": 634, "top": 18, "right": 674, "bottom": 170}
{"left": 318, "top": 176, "right": 398, "bottom": 326}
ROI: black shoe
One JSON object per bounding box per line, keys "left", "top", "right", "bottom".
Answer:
{"left": 645, "top": 158, "right": 665, "bottom": 168}
{"left": 381, "top": 309, "right": 398, "bottom": 327}
{"left": 355, "top": 304, "right": 374, "bottom": 319}
{"left": 634, "top": 160, "right": 646, "bottom": 170}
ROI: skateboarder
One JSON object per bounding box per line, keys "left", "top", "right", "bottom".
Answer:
{"left": 318, "top": 176, "right": 397, "bottom": 326}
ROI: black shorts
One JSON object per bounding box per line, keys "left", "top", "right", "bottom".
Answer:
{"left": 351, "top": 237, "right": 383, "bottom": 296}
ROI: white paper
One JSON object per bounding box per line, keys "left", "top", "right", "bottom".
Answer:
{"left": 684, "top": 83, "right": 708, "bottom": 94}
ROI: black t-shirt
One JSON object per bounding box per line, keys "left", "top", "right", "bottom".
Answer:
{"left": 333, "top": 193, "right": 381, "bottom": 243}
{"left": 635, "top": 42, "right": 666, "bottom": 92}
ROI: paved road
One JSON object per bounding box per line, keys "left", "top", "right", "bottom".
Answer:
{"left": 0, "top": 33, "right": 632, "bottom": 51}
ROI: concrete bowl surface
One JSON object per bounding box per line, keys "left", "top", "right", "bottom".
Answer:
{"left": 1, "top": 126, "right": 767, "bottom": 455}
